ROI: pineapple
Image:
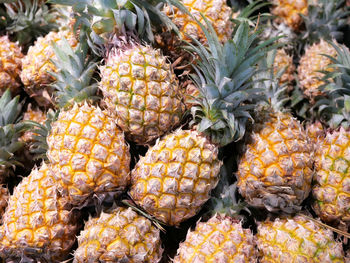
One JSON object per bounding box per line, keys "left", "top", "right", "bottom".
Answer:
{"left": 163, "top": 0, "right": 233, "bottom": 43}
{"left": 129, "top": 22, "right": 276, "bottom": 225}
{"left": 236, "top": 51, "right": 314, "bottom": 213}
{"left": 0, "top": 163, "right": 80, "bottom": 262}
{"left": 298, "top": 39, "right": 337, "bottom": 101}
{"left": 256, "top": 215, "right": 345, "bottom": 262}
{"left": 271, "top": 0, "right": 308, "bottom": 31}
{"left": 20, "top": 104, "right": 47, "bottom": 144}
{"left": 74, "top": 207, "right": 163, "bottom": 262}
{"left": 0, "top": 36, "right": 23, "bottom": 96}
{"left": 0, "top": 186, "right": 9, "bottom": 222}
{"left": 99, "top": 42, "right": 184, "bottom": 145}
{"left": 20, "top": 29, "right": 78, "bottom": 107}
{"left": 273, "top": 48, "right": 295, "bottom": 91}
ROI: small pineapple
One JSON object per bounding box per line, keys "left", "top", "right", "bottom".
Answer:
{"left": 0, "top": 36, "right": 23, "bottom": 96}
{"left": 20, "top": 104, "right": 47, "bottom": 144}
{"left": 0, "top": 186, "right": 9, "bottom": 222}
{"left": 0, "top": 163, "right": 80, "bottom": 262}
{"left": 256, "top": 215, "right": 345, "bottom": 262}
{"left": 129, "top": 22, "right": 275, "bottom": 225}
{"left": 163, "top": 0, "right": 233, "bottom": 43}
{"left": 99, "top": 42, "right": 184, "bottom": 145}
{"left": 298, "top": 39, "right": 337, "bottom": 101}
{"left": 271, "top": 0, "right": 308, "bottom": 31}
{"left": 273, "top": 48, "right": 295, "bottom": 91}
{"left": 20, "top": 29, "right": 78, "bottom": 107}
{"left": 73, "top": 207, "right": 163, "bottom": 262}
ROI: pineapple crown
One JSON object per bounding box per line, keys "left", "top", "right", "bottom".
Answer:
{"left": 314, "top": 42, "right": 350, "bottom": 129}
{"left": 0, "top": 89, "right": 27, "bottom": 174}
{"left": 301, "top": 0, "right": 349, "bottom": 45}
{"left": 51, "top": 0, "right": 179, "bottom": 55}
{"left": 186, "top": 20, "right": 277, "bottom": 146}
{"left": 4, "top": 0, "right": 58, "bottom": 49}
{"left": 49, "top": 38, "right": 98, "bottom": 109}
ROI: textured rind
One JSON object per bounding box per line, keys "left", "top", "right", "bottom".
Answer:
{"left": 298, "top": 40, "right": 337, "bottom": 101}
{"left": 0, "top": 36, "right": 23, "bottom": 95}
{"left": 274, "top": 49, "right": 295, "bottom": 91}
{"left": 47, "top": 103, "right": 131, "bottom": 206}
{"left": 0, "top": 186, "right": 9, "bottom": 222}
{"left": 74, "top": 207, "right": 163, "bottom": 263}
{"left": 21, "top": 104, "right": 47, "bottom": 143}
{"left": 256, "top": 215, "right": 345, "bottom": 263}
{"left": 163, "top": 0, "right": 233, "bottom": 43}
{"left": 20, "top": 30, "right": 78, "bottom": 107}
{"left": 100, "top": 44, "right": 183, "bottom": 144}
{"left": 313, "top": 128, "right": 350, "bottom": 226}
{"left": 173, "top": 215, "right": 257, "bottom": 263}
{"left": 237, "top": 112, "right": 314, "bottom": 213}
{"left": 0, "top": 163, "right": 79, "bottom": 262}
{"left": 271, "top": 0, "right": 308, "bottom": 31}
{"left": 129, "top": 129, "right": 221, "bottom": 226}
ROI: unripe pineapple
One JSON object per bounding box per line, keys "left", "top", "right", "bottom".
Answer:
{"left": 0, "top": 163, "right": 80, "bottom": 262}
{"left": 47, "top": 103, "right": 131, "bottom": 206}
{"left": 257, "top": 215, "right": 345, "bottom": 262}
{"left": 20, "top": 29, "right": 78, "bottom": 107}
{"left": 298, "top": 40, "right": 337, "bottom": 101}
{"left": 163, "top": 0, "right": 233, "bottom": 43}
{"left": 173, "top": 214, "right": 257, "bottom": 262}
{"left": 0, "top": 36, "right": 23, "bottom": 96}
{"left": 99, "top": 43, "right": 184, "bottom": 145}
{"left": 274, "top": 49, "right": 295, "bottom": 91}
{"left": 129, "top": 129, "right": 221, "bottom": 226}
{"left": 74, "top": 207, "right": 163, "bottom": 262}
{"left": 271, "top": 0, "right": 308, "bottom": 31}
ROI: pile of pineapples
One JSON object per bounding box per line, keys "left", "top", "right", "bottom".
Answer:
{"left": 0, "top": 0, "right": 349, "bottom": 262}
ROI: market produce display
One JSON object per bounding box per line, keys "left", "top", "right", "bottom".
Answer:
{"left": 0, "top": 0, "right": 349, "bottom": 262}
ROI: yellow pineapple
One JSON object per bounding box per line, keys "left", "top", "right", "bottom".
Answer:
{"left": 274, "top": 49, "right": 295, "bottom": 91}
{"left": 163, "top": 0, "right": 233, "bottom": 43}
{"left": 47, "top": 103, "right": 131, "bottom": 206}
{"left": 21, "top": 104, "right": 47, "bottom": 144}
{"left": 298, "top": 39, "right": 337, "bottom": 101}
{"left": 0, "top": 186, "right": 9, "bottom": 222}
{"left": 271, "top": 0, "right": 308, "bottom": 31}
{"left": 20, "top": 29, "right": 78, "bottom": 107}
{"left": 99, "top": 43, "right": 184, "bottom": 145}
{"left": 73, "top": 207, "right": 163, "bottom": 262}
{"left": 0, "top": 163, "right": 80, "bottom": 262}
{"left": 257, "top": 215, "right": 345, "bottom": 262}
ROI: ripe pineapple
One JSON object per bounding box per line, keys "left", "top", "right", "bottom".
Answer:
{"left": 237, "top": 51, "right": 314, "bottom": 213}
{"left": 298, "top": 40, "right": 337, "bottom": 101}
{"left": 271, "top": 0, "right": 308, "bottom": 31}
{"left": 0, "top": 163, "right": 80, "bottom": 262}
{"left": 21, "top": 104, "right": 47, "bottom": 144}
{"left": 274, "top": 48, "right": 295, "bottom": 91}
{"left": 74, "top": 207, "right": 163, "bottom": 262}
{"left": 99, "top": 42, "right": 184, "bottom": 145}
{"left": 20, "top": 29, "right": 78, "bottom": 107}
{"left": 0, "top": 36, "right": 23, "bottom": 96}
{"left": 0, "top": 186, "right": 9, "bottom": 222}
{"left": 256, "top": 215, "right": 345, "bottom": 262}
{"left": 163, "top": 0, "right": 233, "bottom": 43}
{"left": 129, "top": 22, "right": 275, "bottom": 225}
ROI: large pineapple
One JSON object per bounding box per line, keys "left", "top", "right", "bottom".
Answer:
{"left": 237, "top": 51, "right": 314, "bottom": 213}
{"left": 0, "top": 163, "right": 80, "bottom": 262}
{"left": 74, "top": 207, "right": 163, "bottom": 262}
{"left": 257, "top": 215, "right": 345, "bottom": 262}
{"left": 163, "top": 0, "right": 233, "bottom": 43}
{"left": 129, "top": 22, "right": 275, "bottom": 225}
{"left": 20, "top": 29, "right": 78, "bottom": 107}
{"left": 99, "top": 42, "right": 184, "bottom": 145}
{"left": 0, "top": 36, "right": 23, "bottom": 95}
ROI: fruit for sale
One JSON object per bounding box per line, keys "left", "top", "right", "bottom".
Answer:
{"left": 74, "top": 207, "right": 163, "bottom": 262}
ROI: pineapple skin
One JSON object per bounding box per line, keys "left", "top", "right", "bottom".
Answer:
{"left": 20, "top": 30, "right": 78, "bottom": 107}
{"left": 47, "top": 103, "right": 131, "bottom": 206}
{"left": 0, "top": 36, "right": 23, "bottom": 96}
{"left": 271, "top": 0, "right": 308, "bottom": 31}
{"left": 163, "top": 0, "right": 233, "bottom": 43}
{"left": 100, "top": 44, "right": 184, "bottom": 145}
{"left": 313, "top": 127, "right": 350, "bottom": 226}
{"left": 74, "top": 207, "right": 163, "bottom": 263}
{"left": 237, "top": 111, "right": 314, "bottom": 213}
{"left": 21, "top": 104, "right": 47, "bottom": 144}
{"left": 0, "top": 163, "right": 79, "bottom": 262}
{"left": 257, "top": 215, "right": 345, "bottom": 262}
{"left": 129, "top": 129, "right": 221, "bottom": 226}
{"left": 173, "top": 215, "right": 257, "bottom": 263}
{"left": 274, "top": 49, "right": 295, "bottom": 91}
{"left": 298, "top": 40, "right": 337, "bottom": 101}
{"left": 0, "top": 186, "right": 9, "bottom": 222}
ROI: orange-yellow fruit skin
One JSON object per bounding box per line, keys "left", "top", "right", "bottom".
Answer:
{"left": 21, "top": 104, "right": 47, "bottom": 144}
{"left": 274, "top": 49, "right": 295, "bottom": 91}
